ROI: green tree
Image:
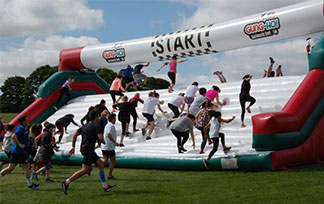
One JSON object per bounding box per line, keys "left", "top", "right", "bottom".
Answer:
{"left": 0, "top": 76, "right": 26, "bottom": 113}
{"left": 146, "top": 77, "right": 169, "bottom": 90}
{"left": 96, "top": 68, "right": 117, "bottom": 85}
{"left": 22, "top": 65, "right": 58, "bottom": 108}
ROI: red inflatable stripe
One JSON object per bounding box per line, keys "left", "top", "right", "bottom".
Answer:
{"left": 253, "top": 69, "right": 324, "bottom": 134}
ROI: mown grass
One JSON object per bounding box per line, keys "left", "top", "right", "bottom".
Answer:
{"left": 0, "top": 163, "right": 324, "bottom": 204}
{"left": 0, "top": 113, "right": 17, "bottom": 123}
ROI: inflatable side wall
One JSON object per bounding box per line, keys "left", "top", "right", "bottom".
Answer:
{"left": 252, "top": 34, "right": 324, "bottom": 169}
{"left": 9, "top": 71, "right": 110, "bottom": 126}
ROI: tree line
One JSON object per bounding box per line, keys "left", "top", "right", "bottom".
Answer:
{"left": 0, "top": 65, "right": 169, "bottom": 113}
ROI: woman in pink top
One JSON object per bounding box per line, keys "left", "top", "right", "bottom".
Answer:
{"left": 110, "top": 75, "right": 127, "bottom": 104}
{"left": 156, "top": 55, "right": 188, "bottom": 93}
{"left": 206, "top": 85, "right": 223, "bottom": 106}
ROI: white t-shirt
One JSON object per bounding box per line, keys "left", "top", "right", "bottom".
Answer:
{"left": 209, "top": 118, "right": 221, "bottom": 138}
{"left": 191, "top": 94, "right": 207, "bottom": 108}
{"left": 169, "top": 96, "right": 185, "bottom": 107}
{"left": 101, "top": 122, "right": 117, "bottom": 151}
{"left": 185, "top": 85, "right": 199, "bottom": 98}
{"left": 3, "top": 131, "right": 13, "bottom": 152}
{"left": 142, "top": 97, "right": 160, "bottom": 115}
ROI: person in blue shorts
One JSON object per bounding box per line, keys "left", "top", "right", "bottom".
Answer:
{"left": 61, "top": 111, "right": 116, "bottom": 195}
{"left": 0, "top": 116, "right": 39, "bottom": 188}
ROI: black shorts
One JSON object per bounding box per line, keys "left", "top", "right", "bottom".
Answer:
{"left": 39, "top": 161, "right": 53, "bottom": 170}
{"left": 81, "top": 150, "right": 100, "bottom": 166}
{"left": 9, "top": 153, "right": 28, "bottom": 164}
{"left": 102, "top": 150, "right": 116, "bottom": 157}
{"left": 168, "top": 72, "right": 176, "bottom": 84}
{"left": 124, "top": 76, "right": 134, "bottom": 83}
{"left": 142, "top": 113, "right": 154, "bottom": 123}
{"left": 110, "top": 90, "right": 124, "bottom": 96}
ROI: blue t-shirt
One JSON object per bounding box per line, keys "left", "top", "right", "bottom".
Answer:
{"left": 121, "top": 67, "right": 134, "bottom": 77}
{"left": 11, "top": 124, "right": 29, "bottom": 154}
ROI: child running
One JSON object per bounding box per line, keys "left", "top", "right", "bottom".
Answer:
{"left": 32, "top": 123, "right": 57, "bottom": 182}
{"left": 101, "top": 114, "right": 119, "bottom": 180}
{"left": 156, "top": 55, "right": 188, "bottom": 93}
{"left": 0, "top": 124, "right": 15, "bottom": 169}
{"left": 203, "top": 111, "right": 235, "bottom": 169}
{"left": 112, "top": 96, "right": 133, "bottom": 147}
{"left": 61, "top": 111, "right": 116, "bottom": 195}
{"left": 129, "top": 93, "right": 144, "bottom": 132}
{"left": 142, "top": 91, "right": 166, "bottom": 140}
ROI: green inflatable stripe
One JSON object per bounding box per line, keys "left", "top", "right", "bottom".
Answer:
{"left": 0, "top": 152, "right": 273, "bottom": 171}
{"left": 308, "top": 33, "right": 324, "bottom": 71}
{"left": 253, "top": 96, "right": 324, "bottom": 151}
{"left": 38, "top": 71, "right": 110, "bottom": 98}
{"left": 31, "top": 90, "right": 96, "bottom": 124}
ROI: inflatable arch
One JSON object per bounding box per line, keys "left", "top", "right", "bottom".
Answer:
{"left": 2, "top": 0, "right": 324, "bottom": 170}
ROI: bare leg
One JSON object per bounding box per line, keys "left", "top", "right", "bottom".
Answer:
{"left": 69, "top": 164, "right": 90, "bottom": 182}
{"left": 148, "top": 121, "right": 155, "bottom": 136}
{"left": 23, "top": 163, "right": 31, "bottom": 179}
{"left": 0, "top": 163, "right": 17, "bottom": 176}
{"left": 108, "top": 156, "right": 116, "bottom": 178}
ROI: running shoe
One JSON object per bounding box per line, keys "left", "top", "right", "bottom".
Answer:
{"left": 133, "top": 128, "right": 139, "bottom": 132}
{"left": 146, "top": 136, "right": 151, "bottom": 140}
{"left": 104, "top": 184, "right": 117, "bottom": 192}
{"left": 199, "top": 151, "right": 204, "bottom": 154}
{"left": 120, "top": 143, "right": 125, "bottom": 147}
{"left": 61, "top": 180, "right": 69, "bottom": 195}
{"left": 203, "top": 159, "right": 209, "bottom": 169}
{"left": 108, "top": 175, "right": 116, "bottom": 180}
{"left": 28, "top": 183, "right": 40, "bottom": 189}
{"left": 126, "top": 131, "right": 131, "bottom": 136}
{"left": 180, "top": 146, "right": 187, "bottom": 152}
{"left": 269, "top": 57, "right": 275, "bottom": 64}
{"left": 223, "top": 146, "right": 232, "bottom": 154}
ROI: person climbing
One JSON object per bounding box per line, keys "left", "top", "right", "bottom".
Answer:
{"left": 156, "top": 55, "right": 188, "bottom": 93}
{"left": 239, "top": 74, "right": 256, "bottom": 128}
{"left": 133, "top": 63, "right": 150, "bottom": 89}
{"left": 54, "top": 77, "right": 75, "bottom": 110}
{"left": 184, "top": 82, "right": 199, "bottom": 113}
{"left": 110, "top": 75, "right": 127, "bottom": 104}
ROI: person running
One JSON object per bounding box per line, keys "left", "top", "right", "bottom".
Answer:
{"left": 120, "top": 65, "right": 135, "bottom": 89}
{"left": 54, "top": 77, "right": 75, "bottom": 110}
{"left": 112, "top": 96, "right": 133, "bottom": 146}
{"left": 95, "top": 99, "right": 109, "bottom": 115}
{"left": 156, "top": 55, "right": 188, "bottom": 93}
{"left": 239, "top": 74, "right": 256, "bottom": 128}
{"left": 0, "top": 124, "right": 15, "bottom": 169}
{"left": 129, "top": 93, "right": 144, "bottom": 132}
{"left": 142, "top": 91, "right": 166, "bottom": 140}
{"left": 101, "top": 114, "right": 119, "bottom": 180}
{"left": 206, "top": 85, "right": 223, "bottom": 108}
{"left": 213, "top": 71, "right": 227, "bottom": 83}
{"left": 28, "top": 124, "right": 41, "bottom": 170}
{"left": 168, "top": 93, "right": 185, "bottom": 118}
{"left": 32, "top": 123, "right": 57, "bottom": 182}
{"left": 133, "top": 63, "right": 150, "bottom": 89}
{"left": 110, "top": 75, "right": 127, "bottom": 104}
{"left": 0, "top": 116, "right": 39, "bottom": 189}
{"left": 170, "top": 114, "right": 196, "bottom": 153}
{"left": 61, "top": 111, "right": 116, "bottom": 195}
{"left": 203, "top": 111, "right": 235, "bottom": 169}
{"left": 81, "top": 106, "right": 95, "bottom": 126}
{"left": 195, "top": 100, "right": 214, "bottom": 154}
{"left": 55, "top": 114, "right": 80, "bottom": 143}
{"left": 189, "top": 88, "right": 208, "bottom": 115}
{"left": 184, "top": 82, "right": 199, "bottom": 113}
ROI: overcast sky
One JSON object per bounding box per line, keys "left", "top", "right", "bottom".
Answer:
{"left": 0, "top": 0, "right": 322, "bottom": 88}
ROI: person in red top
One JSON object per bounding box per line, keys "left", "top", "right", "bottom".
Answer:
{"left": 156, "top": 55, "right": 188, "bottom": 93}
{"left": 110, "top": 75, "right": 127, "bottom": 104}
{"left": 129, "top": 93, "right": 144, "bottom": 132}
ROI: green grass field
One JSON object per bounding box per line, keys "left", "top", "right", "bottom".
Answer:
{"left": 0, "top": 163, "right": 324, "bottom": 204}
{"left": 0, "top": 113, "right": 17, "bottom": 123}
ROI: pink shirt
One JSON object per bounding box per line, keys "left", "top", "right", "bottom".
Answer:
{"left": 205, "top": 89, "right": 219, "bottom": 101}
{"left": 168, "top": 60, "right": 177, "bottom": 73}
{"left": 110, "top": 78, "right": 126, "bottom": 92}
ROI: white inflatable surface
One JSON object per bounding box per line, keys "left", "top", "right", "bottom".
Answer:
{"left": 46, "top": 75, "right": 304, "bottom": 159}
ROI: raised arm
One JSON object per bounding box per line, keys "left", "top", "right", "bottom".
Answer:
{"left": 156, "top": 62, "right": 169, "bottom": 72}
{"left": 176, "top": 59, "right": 188, "bottom": 64}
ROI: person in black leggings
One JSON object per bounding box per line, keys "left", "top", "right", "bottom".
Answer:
{"left": 239, "top": 74, "right": 256, "bottom": 128}
{"left": 112, "top": 96, "right": 133, "bottom": 147}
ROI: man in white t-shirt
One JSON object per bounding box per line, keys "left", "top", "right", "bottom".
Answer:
{"left": 101, "top": 114, "right": 119, "bottom": 180}
{"left": 168, "top": 93, "right": 185, "bottom": 118}
{"left": 141, "top": 91, "right": 166, "bottom": 140}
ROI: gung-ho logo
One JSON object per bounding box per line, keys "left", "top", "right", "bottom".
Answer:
{"left": 244, "top": 16, "right": 281, "bottom": 40}
{"left": 102, "top": 45, "right": 126, "bottom": 63}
